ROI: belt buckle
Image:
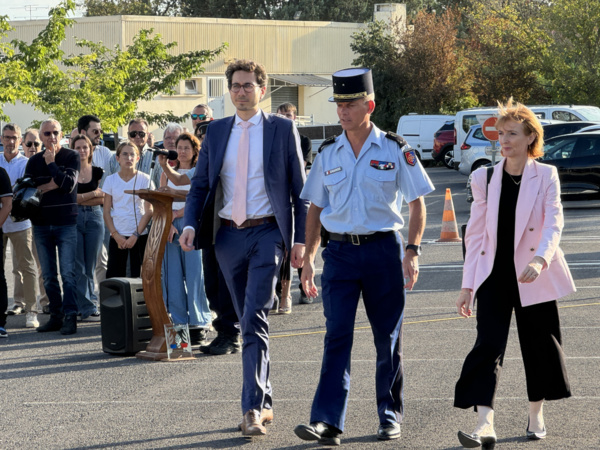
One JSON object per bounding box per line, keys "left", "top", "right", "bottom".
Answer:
{"left": 350, "top": 234, "right": 360, "bottom": 245}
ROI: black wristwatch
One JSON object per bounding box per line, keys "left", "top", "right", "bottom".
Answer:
{"left": 406, "top": 244, "right": 422, "bottom": 256}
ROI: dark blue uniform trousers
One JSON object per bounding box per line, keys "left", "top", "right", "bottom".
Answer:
{"left": 215, "top": 222, "right": 284, "bottom": 414}
{"left": 202, "top": 244, "right": 239, "bottom": 336}
{"left": 310, "top": 232, "right": 405, "bottom": 432}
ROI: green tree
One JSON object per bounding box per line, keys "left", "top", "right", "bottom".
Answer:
{"left": 0, "top": 17, "right": 35, "bottom": 121}
{"left": 84, "top": 0, "right": 382, "bottom": 22}
{"left": 83, "top": 0, "right": 180, "bottom": 16}
{"left": 8, "top": 1, "right": 225, "bottom": 130}
{"left": 351, "top": 10, "right": 476, "bottom": 131}
{"left": 463, "top": 0, "right": 551, "bottom": 105}
{"left": 541, "top": 0, "right": 600, "bottom": 105}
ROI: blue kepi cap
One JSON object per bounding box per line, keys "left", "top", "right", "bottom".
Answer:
{"left": 329, "top": 67, "right": 374, "bottom": 102}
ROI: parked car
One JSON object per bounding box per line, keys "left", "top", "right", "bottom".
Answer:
{"left": 432, "top": 120, "right": 455, "bottom": 168}
{"left": 467, "top": 130, "right": 600, "bottom": 202}
{"left": 458, "top": 121, "right": 599, "bottom": 176}
{"left": 453, "top": 105, "right": 600, "bottom": 169}
{"left": 396, "top": 114, "right": 454, "bottom": 163}
{"left": 542, "top": 131, "right": 600, "bottom": 199}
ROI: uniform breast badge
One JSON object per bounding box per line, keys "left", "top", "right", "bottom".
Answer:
{"left": 370, "top": 160, "right": 395, "bottom": 170}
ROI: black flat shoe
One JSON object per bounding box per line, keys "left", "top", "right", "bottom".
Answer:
{"left": 458, "top": 430, "right": 497, "bottom": 449}
{"left": 526, "top": 418, "right": 547, "bottom": 440}
{"left": 294, "top": 422, "right": 341, "bottom": 446}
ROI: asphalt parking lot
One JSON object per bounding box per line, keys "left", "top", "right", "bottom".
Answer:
{"left": 1, "top": 166, "right": 599, "bottom": 449}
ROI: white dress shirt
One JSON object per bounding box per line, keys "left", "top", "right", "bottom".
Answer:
{"left": 218, "top": 110, "right": 273, "bottom": 220}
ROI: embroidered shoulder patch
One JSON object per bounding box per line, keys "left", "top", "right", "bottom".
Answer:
{"left": 404, "top": 149, "right": 417, "bottom": 166}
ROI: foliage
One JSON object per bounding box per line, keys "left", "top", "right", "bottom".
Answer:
{"left": 7, "top": 1, "right": 225, "bottom": 131}
{"left": 82, "top": 0, "right": 179, "bottom": 16}
{"left": 352, "top": 10, "right": 476, "bottom": 131}
{"left": 0, "top": 17, "right": 34, "bottom": 121}
{"left": 541, "top": 0, "right": 600, "bottom": 105}
{"left": 463, "top": 0, "right": 552, "bottom": 106}
{"left": 83, "top": 0, "right": 381, "bottom": 22}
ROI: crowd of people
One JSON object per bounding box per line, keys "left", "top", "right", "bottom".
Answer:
{"left": 0, "top": 59, "right": 576, "bottom": 448}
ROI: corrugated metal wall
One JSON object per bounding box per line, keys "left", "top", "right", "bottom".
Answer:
{"left": 7, "top": 15, "right": 363, "bottom": 75}
{"left": 6, "top": 16, "right": 122, "bottom": 54}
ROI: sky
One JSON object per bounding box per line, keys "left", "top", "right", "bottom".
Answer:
{"left": 0, "top": 0, "right": 84, "bottom": 21}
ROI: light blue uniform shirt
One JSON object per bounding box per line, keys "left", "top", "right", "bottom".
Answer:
{"left": 301, "top": 124, "right": 434, "bottom": 235}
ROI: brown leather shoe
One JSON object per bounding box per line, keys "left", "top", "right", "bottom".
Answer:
{"left": 238, "top": 408, "right": 273, "bottom": 430}
{"left": 240, "top": 409, "right": 267, "bottom": 436}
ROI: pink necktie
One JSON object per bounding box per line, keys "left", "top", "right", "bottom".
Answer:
{"left": 232, "top": 121, "right": 253, "bottom": 226}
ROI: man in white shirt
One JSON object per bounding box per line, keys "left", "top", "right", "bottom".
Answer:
{"left": 0, "top": 124, "right": 40, "bottom": 327}
{"left": 181, "top": 60, "right": 308, "bottom": 437}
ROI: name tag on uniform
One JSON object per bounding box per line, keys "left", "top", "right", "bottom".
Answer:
{"left": 370, "top": 160, "right": 395, "bottom": 170}
{"left": 324, "top": 166, "right": 342, "bottom": 176}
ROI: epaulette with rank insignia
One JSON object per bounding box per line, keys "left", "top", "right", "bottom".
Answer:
{"left": 318, "top": 135, "right": 338, "bottom": 153}
{"left": 385, "top": 131, "right": 418, "bottom": 166}
{"left": 384, "top": 131, "right": 407, "bottom": 148}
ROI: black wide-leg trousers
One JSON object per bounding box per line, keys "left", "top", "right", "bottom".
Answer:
{"left": 454, "top": 271, "right": 571, "bottom": 410}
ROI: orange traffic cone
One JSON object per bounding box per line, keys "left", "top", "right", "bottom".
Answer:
{"left": 437, "top": 188, "right": 462, "bottom": 242}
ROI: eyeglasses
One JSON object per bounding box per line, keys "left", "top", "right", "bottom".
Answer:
{"left": 90, "top": 128, "right": 103, "bottom": 135}
{"left": 230, "top": 83, "right": 259, "bottom": 93}
{"left": 191, "top": 114, "right": 207, "bottom": 120}
{"left": 128, "top": 131, "right": 146, "bottom": 138}
{"left": 1, "top": 136, "right": 18, "bottom": 141}
{"left": 25, "top": 141, "right": 41, "bottom": 148}
{"left": 42, "top": 131, "right": 60, "bottom": 137}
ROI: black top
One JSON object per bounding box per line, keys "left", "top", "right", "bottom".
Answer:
{"left": 493, "top": 169, "right": 522, "bottom": 271}
{"left": 24, "top": 148, "right": 80, "bottom": 226}
{"left": 300, "top": 134, "right": 312, "bottom": 164}
{"left": 77, "top": 166, "right": 104, "bottom": 194}
{"left": 0, "top": 167, "right": 12, "bottom": 197}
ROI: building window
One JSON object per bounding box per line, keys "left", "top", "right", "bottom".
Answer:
{"left": 185, "top": 80, "right": 198, "bottom": 95}
{"left": 208, "top": 78, "right": 225, "bottom": 98}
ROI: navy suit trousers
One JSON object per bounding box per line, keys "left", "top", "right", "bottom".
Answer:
{"left": 215, "top": 222, "right": 284, "bottom": 413}
{"left": 310, "top": 232, "right": 405, "bottom": 431}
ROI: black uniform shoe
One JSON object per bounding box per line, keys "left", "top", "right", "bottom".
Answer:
{"left": 210, "top": 333, "right": 241, "bottom": 355}
{"left": 294, "top": 422, "right": 341, "bottom": 446}
{"left": 37, "top": 315, "right": 63, "bottom": 332}
{"left": 60, "top": 314, "right": 77, "bottom": 335}
{"left": 377, "top": 422, "right": 401, "bottom": 440}
{"left": 200, "top": 333, "right": 224, "bottom": 354}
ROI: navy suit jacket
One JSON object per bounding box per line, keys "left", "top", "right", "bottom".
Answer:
{"left": 183, "top": 110, "right": 309, "bottom": 251}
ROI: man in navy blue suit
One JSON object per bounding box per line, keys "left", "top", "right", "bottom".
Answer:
{"left": 180, "top": 59, "right": 309, "bottom": 436}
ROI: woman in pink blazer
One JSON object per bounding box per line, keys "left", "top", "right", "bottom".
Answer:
{"left": 454, "top": 100, "right": 576, "bottom": 449}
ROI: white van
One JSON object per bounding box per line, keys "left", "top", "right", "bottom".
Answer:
{"left": 453, "top": 105, "right": 600, "bottom": 169}
{"left": 396, "top": 114, "right": 454, "bottom": 162}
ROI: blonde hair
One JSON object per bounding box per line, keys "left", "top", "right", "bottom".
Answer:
{"left": 496, "top": 97, "right": 544, "bottom": 158}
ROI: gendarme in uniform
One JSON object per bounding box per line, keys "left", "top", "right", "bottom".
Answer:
{"left": 294, "top": 67, "right": 434, "bottom": 445}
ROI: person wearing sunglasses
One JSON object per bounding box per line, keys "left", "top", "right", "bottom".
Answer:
{"left": 25, "top": 119, "right": 80, "bottom": 336}
{"left": 76, "top": 115, "right": 114, "bottom": 178}
{"left": 107, "top": 118, "right": 160, "bottom": 188}
{"left": 20, "top": 129, "right": 50, "bottom": 314}
{"left": 191, "top": 104, "right": 213, "bottom": 130}
{"left": 0, "top": 124, "right": 41, "bottom": 328}
{"left": 23, "top": 129, "right": 42, "bottom": 158}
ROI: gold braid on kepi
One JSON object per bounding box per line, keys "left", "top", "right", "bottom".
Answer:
{"left": 329, "top": 68, "right": 374, "bottom": 103}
